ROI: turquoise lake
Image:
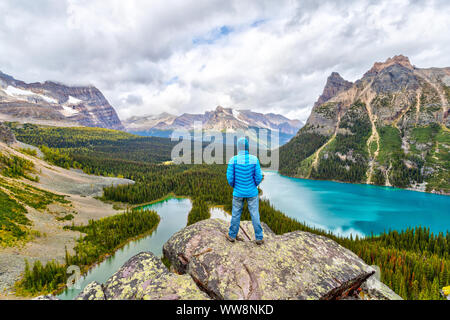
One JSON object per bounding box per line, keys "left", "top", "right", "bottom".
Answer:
{"left": 58, "top": 171, "right": 449, "bottom": 299}
{"left": 260, "top": 171, "right": 450, "bottom": 237}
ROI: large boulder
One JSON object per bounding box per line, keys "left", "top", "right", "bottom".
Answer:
{"left": 36, "top": 219, "right": 401, "bottom": 300}
{"left": 163, "top": 219, "right": 377, "bottom": 300}
{"left": 100, "top": 251, "right": 208, "bottom": 300}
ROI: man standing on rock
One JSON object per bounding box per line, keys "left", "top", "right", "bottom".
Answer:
{"left": 226, "top": 137, "right": 264, "bottom": 245}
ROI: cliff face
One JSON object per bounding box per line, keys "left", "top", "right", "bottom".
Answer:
{"left": 280, "top": 55, "right": 450, "bottom": 194}
{"left": 314, "top": 72, "right": 353, "bottom": 108}
{"left": 39, "top": 219, "right": 400, "bottom": 300}
{"left": 0, "top": 71, "right": 124, "bottom": 130}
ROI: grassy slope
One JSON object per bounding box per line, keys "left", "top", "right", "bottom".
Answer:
{"left": 0, "top": 148, "right": 69, "bottom": 247}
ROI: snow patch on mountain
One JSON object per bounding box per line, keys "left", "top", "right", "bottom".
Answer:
{"left": 60, "top": 106, "right": 79, "bottom": 116}
{"left": 66, "top": 95, "right": 83, "bottom": 105}
{"left": 0, "top": 70, "right": 124, "bottom": 130}
{"left": 4, "top": 85, "right": 57, "bottom": 104}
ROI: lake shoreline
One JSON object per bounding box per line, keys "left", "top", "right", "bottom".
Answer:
{"left": 51, "top": 219, "right": 161, "bottom": 297}
{"left": 260, "top": 171, "right": 450, "bottom": 238}
{"left": 52, "top": 195, "right": 191, "bottom": 297}
{"left": 56, "top": 196, "right": 194, "bottom": 299}
{"left": 54, "top": 194, "right": 227, "bottom": 298}
{"left": 270, "top": 170, "right": 450, "bottom": 197}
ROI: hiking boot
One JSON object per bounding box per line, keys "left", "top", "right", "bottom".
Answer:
{"left": 226, "top": 234, "right": 235, "bottom": 243}
{"left": 255, "top": 239, "right": 264, "bottom": 245}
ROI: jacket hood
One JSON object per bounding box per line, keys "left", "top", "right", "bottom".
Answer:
{"left": 237, "top": 137, "right": 249, "bottom": 152}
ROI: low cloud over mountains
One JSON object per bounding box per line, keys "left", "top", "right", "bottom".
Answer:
{"left": 1, "top": 0, "right": 450, "bottom": 121}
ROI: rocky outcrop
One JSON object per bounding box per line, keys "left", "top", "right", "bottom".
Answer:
{"left": 36, "top": 219, "right": 401, "bottom": 301}
{"left": 33, "top": 295, "right": 61, "bottom": 300}
{"left": 314, "top": 72, "right": 353, "bottom": 108}
{"left": 162, "top": 219, "right": 390, "bottom": 300}
{"left": 302, "top": 72, "right": 353, "bottom": 136}
{"left": 361, "top": 274, "right": 403, "bottom": 300}
{"left": 362, "top": 56, "right": 420, "bottom": 93}
{"left": 0, "top": 71, "right": 123, "bottom": 130}
{"left": 363, "top": 54, "right": 414, "bottom": 77}
{"left": 75, "top": 281, "right": 106, "bottom": 300}
{"left": 0, "top": 122, "right": 16, "bottom": 144}
{"left": 75, "top": 252, "right": 209, "bottom": 300}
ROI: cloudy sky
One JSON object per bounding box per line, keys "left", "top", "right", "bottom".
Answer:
{"left": 1, "top": 0, "right": 449, "bottom": 121}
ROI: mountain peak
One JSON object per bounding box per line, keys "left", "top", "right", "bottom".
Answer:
{"left": 124, "top": 106, "right": 304, "bottom": 144}
{"left": 158, "top": 112, "right": 175, "bottom": 118}
{"left": 314, "top": 72, "right": 353, "bottom": 107}
{"left": 214, "top": 105, "right": 232, "bottom": 114}
{"left": 329, "top": 71, "right": 344, "bottom": 79}
{"left": 280, "top": 55, "right": 450, "bottom": 194}
{"left": 365, "top": 55, "right": 414, "bottom": 76}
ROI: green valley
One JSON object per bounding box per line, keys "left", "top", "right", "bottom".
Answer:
{"left": 5, "top": 123, "right": 448, "bottom": 300}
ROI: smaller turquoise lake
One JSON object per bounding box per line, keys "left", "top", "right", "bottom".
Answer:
{"left": 58, "top": 197, "right": 192, "bottom": 300}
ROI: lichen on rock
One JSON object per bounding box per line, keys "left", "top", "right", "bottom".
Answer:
{"left": 75, "top": 281, "right": 105, "bottom": 300}
{"left": 102, "top": 251, "right": 209, "bottom": 300}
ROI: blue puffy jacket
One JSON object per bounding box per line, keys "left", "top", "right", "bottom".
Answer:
{"left": 226, "top": 138, "right": 263, "bottom": 198}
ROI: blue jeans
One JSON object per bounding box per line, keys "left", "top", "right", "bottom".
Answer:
{"left": 228, "top": 196, "right": 263, "bottom": 241}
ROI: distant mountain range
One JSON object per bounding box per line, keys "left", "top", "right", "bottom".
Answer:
{"left": 279, "top": 55, "right": 450, "bottom": 194}
{"left": 0, "top": 71, "right": 123, "bottom": 130}
{"left": 0, "top": 70, "right": 303, "bottom": 145}
{"left": 124, "top": 106, "right": 304, "bottom": 145}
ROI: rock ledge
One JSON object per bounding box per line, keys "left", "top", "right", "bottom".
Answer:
{"left": 37, "top": 219, "right": 401, "bottom": 300}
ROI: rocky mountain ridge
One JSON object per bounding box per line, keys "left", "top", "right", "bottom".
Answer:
{"left": 314, "top": 72, "right": 353, "bottom": 108}
{"left": 279, "top": 55, "right": 449, "bottom": 194}
{"left": 124, "top": 106, "right": 303, "bottom": 137}
{"left": 0, "top": 71, "right": 124, "bottom": 130}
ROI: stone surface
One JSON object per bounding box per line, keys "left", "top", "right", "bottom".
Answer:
{"left": 363, "top": 54, "right": 414, "bottom": 77}
{"left": 75, "top": 281, "right": 105, "bottom": 300}
{"left": 163, "top": 219, "right": 377, "bottom": 300}
{"left": 103, "top": 251, "right": 209, "bottom": 300}
{"left": 361, "top": 275, "right": 403, "bottom": 300}
{"left": 304, "top": 72, "right": 353, "bottom": 136}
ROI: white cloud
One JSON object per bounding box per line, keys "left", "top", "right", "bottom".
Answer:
{"left": 1, "top": 0, "right": 450, "bottom": 122}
